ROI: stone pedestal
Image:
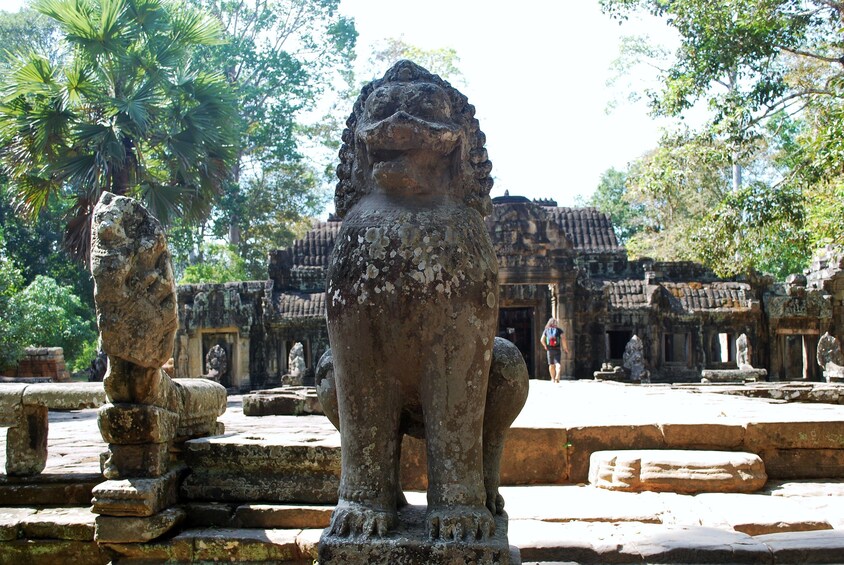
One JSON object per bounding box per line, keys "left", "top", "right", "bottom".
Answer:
{"left": 318, "top": 505, "right": 520, "bottom": 565}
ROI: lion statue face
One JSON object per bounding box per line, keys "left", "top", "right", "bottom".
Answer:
{"left": 335, "top": 60, "right": 493, "bottom": 217}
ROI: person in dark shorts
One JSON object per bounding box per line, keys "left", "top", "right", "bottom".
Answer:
{"left": 541, "top": 317, "right": 569, "bottom": 382}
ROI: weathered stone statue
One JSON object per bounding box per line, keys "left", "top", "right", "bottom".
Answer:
{"left": 286, "top": 342, "right": 306, "bottom": 386}
{"left": 204, "top": 344, "right": 228, "bottom": 383}
{"left": 90, "top": 192, "right": 227, "bottom": 543}
{"left": 736, "top": 333, "right": 753, "bottom": 370}
{"left": 623, "top": 335, "right": 649, "bottom": 383}
{"left": 817, "top": 332, "right": 844, "bottom": 382}
{"left": 319, "top": 61, "right": 528, "bottom": 562}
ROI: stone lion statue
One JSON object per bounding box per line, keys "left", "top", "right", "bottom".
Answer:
{"left": 320, "top": 60, "right": 528, "bottom": 542}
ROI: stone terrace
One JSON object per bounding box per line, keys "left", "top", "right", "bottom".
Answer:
{"left": 2, "top": 380, "right": 844, "bottom": 563}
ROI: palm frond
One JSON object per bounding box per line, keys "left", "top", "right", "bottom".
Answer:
{"left": 168, "top": 4, "right": 224, "bottom": 46}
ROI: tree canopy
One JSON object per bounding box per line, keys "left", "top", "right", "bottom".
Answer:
{"left": 0, "top": 0, "right": 239, "bottom": 260}
{"left": 597, "top": 0, "right": 844, "bottom": 278}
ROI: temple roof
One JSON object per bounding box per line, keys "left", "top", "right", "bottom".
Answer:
{"left": 272, "top": 291, "right": 326, "bottom": 319}
{"left": 605, "top": 280, "right": 649, "bottom": 309}
{"left": 546, "top": 207, "right": 620, "bottom": 252}
{"left": 605, "top": 279, "right": 756, "bottom": 313}
{"left": 662, "top": 282, "right": 755, "bottom": 312}
{"left": 288, "top": 220, "right": 341, "bottom": 269}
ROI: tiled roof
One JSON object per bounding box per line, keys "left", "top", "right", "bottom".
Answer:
{"left": 546, "top": 207, "right": 620, "bottom": 251}
{"left": 662, "top": 282, "right": 754, "bottom": 311}
{"left": 606, "top": 280, "right": 648, "bottom": 309}
{"left": 273, "top": 291, "right": 325, "bottom": 318}
{"left": 289, "top": 221, "right": 341, "bottom": 268}
{"left": 604, "top": 280, "right": 755, "bottom": 312}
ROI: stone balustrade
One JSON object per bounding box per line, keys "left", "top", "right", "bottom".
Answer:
{"left": 0, "top": 382, "right": 106, "bottom": 476}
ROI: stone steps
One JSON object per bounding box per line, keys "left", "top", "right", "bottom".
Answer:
{"left": 180, "top": 418, "right": 844, "bottom": 505}
{"left": 2, "top": 481, "right": 843, "bottom": 564}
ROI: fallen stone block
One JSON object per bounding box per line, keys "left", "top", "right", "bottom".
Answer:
{"left": 589, "top": 449, "right": 767, "bottom": 494}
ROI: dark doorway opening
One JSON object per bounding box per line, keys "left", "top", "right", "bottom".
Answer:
{"left": 498, "top": 307, "right": 534, "bottom": 377}
{"left": 606, "top": 330, "right": 632, "bottom": 361}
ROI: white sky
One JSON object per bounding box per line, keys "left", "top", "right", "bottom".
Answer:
{"left": 339, "top": 0, "right": 678, "bottom": 206}
{"left": 1, "top": 0, "right": 676, "bottom": 207}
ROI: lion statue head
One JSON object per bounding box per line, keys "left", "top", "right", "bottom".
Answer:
{"left": 335, "top": 60, "right": 493, "bottom": 218}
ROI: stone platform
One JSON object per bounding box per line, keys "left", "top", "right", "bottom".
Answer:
{"left": 2, "top": 380, "right": 844, "bottom": 563}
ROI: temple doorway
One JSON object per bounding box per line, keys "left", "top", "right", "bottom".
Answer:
{"left": 498, "top": 307, "right": 535, "bottom": 377}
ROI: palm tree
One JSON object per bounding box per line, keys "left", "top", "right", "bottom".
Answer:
{"left": 0, "top": 0, "right": 238, "bottom": 260}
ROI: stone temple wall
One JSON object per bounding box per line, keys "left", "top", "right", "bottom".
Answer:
{"left": 173, "top": 204, "right": 844, "bottom": 386}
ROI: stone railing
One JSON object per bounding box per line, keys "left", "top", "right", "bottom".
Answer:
{"left": 0, "top": 382, "right": 106, "bottom": 476}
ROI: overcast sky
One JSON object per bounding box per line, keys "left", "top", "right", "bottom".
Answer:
{"left": 340, "top": 0, "right": 679, "bottom": 206}
{"left": 0, "top": 0, "right": 676, "bottom": 208}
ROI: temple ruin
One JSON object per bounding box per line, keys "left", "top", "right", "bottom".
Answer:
{"left": 174, "top": 196, "right": 844, "bottom": 387}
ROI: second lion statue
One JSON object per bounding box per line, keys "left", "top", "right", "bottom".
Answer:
{"left": 319, "top": 60, "right": 529, "bottom": 542}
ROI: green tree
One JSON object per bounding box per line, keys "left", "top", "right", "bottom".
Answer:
{"left": 179, "top": 242, "right": 247, "bottom": 284}
{"left": 0, "top": 0, "right": 238, "bottom": 261}
{"left": 0, "top": 181, "right": 94, "bottom": 309}
{"left": 0, "top": 249, "right": 26, "bottom": 368}
{"left": 8, "top": 275, "right": 97, "bottom": 368}
{"left": 584, "top": 168, "right": 645, "bottom": 245}
{"left": 366, "top": 37, "right": 464, "bottom": 85}
{"left": 0, "top": 7, "right": 65, "bottom": 68}
{"left": 601, "top": 0, "right": 844, "bottom": 276}
{"left": 180, "top": 0, "right": 356, "bottom": 276}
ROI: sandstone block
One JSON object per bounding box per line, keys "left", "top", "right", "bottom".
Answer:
{"left": 0, "top": 472, "right": 101, "bottom": 505}
{"left": 173, "top": 378, "right": 227, "bottom": 440}
{"left": 98, "top": 403, "right": 178, "bottom": 444}
{"left": 102, "top": 441, "right": 170, "bottom": 479}
{"left": 759, "top": 448, "right": 844, "bottom": 479}
{"left": 0, "top": 539, "right": 107, "bottom": 564}
{"left": 21, "top": 507, "right": 97, "bottom": 541}
{"left": 21, "top": 382, "right": 106, "bottom": 409}
{"left": 181, "top": 435, "right": 341, "bottom": 503}
{"left": 0, "top": 384, "right": 26, "bottom": 426}
{"left": 92, "top": 467, "right": 183, "bottom": 517}
{"left": 95, "top": 507, "right": 185, "bottom": 543}
{"left": 233, "top": 503, "right": 333, "bottom": 529}
{"left": 192, "top": 528, "right": 302, "bottom": 562}
{"left": 660, "top": 423, "right": 745, "bottom": 449}
{"left": 509, "top": 520, "right": 771, "bottom": 564}
{"left": 589, "top": 450, "right": 767, "bottom": 494}
{"left": 745, "top": 421, "right": 844, "bottom": 450}
{"left": 183, "top": 502, "right": 235, "bottom": 527}
{"left": 5, "top": 403, "right": 48, "bottom": 476}
{"left": 400, "top": 428, "right": 568, "bottom": 491}
{"left": 567, "top": 425, "right": 665, "bottom": 484}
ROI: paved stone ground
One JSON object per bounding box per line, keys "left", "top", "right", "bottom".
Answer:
{"left": 2, "top": 380, "right": 844, "bottom": 563}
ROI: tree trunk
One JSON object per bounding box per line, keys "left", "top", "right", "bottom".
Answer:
{"left": 732, "top": 160, "right": 742, "bottom": 191}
